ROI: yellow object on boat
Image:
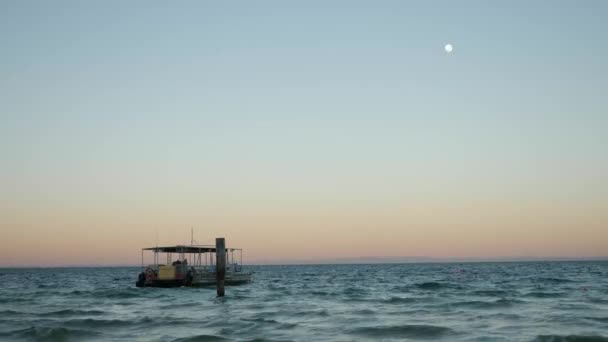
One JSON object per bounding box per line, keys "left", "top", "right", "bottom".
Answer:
{"left": 158, "top": 266, "right": 176, "bottom": 280}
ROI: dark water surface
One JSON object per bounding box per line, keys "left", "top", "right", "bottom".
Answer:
{"left": 1, "top": 262, "right": 607, "bottom": 341}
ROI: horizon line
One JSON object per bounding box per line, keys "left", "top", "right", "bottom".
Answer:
{"left": 1, "top": 256, "right": 607, "bottom": 268}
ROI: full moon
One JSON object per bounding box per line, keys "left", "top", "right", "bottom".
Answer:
{"left": 444, "top": 44, "right": 453, "bottom": 53}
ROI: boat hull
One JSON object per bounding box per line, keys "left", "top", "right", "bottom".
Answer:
{"left": 192, "top": 272, "right": 252, "bottom": 286}
{"left": 137, "top": 272, "right": 252, "bottom": 288}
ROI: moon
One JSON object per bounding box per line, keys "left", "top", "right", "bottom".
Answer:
{"left": 444, "top": 44, "right": 453, "bottom": 53}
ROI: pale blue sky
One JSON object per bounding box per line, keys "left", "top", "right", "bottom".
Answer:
{"left": 1, "top": 1, "right": 607, "bottom": 265}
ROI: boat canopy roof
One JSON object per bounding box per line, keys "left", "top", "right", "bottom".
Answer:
{"left": 142, "top": 245, "right": 241, "bottom": 254}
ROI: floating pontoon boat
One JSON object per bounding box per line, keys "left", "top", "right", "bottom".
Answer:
{"left": 135, "top": 245, "right": 252, "bottom": 287}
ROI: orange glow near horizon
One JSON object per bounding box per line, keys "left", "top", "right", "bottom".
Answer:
{"left": 2, "top": 189, "right": 606, "bottom": 266}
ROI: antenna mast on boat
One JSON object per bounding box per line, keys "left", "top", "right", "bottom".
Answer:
{"left": 190, "top": 227, "right": 198, "bottom": 245}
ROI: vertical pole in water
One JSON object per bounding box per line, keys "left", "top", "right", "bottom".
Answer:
{"left": 215, "top": 237, "right": 226, "bottom": 297}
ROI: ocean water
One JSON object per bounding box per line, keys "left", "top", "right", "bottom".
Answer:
{"left": 0, "top": 262, "right": 607, "bottom": 341}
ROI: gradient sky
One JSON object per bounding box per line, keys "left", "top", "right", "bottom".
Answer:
{"left": 1, "top": 1, "right": 607, "bottom": 266}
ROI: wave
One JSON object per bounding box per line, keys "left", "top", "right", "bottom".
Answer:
{"left": 172, "top": 334, "right": 230, "bottom": 342}
{"left": 65, "top": 318, "right": 135, "bottom": 328}
{"left": 0, "top": 297, "right": 31, "bottom": 304}
{"left": 68, "top": 288, "right": 148, "bottom": 299}
{"left": 350, "top": 324, "right": 453, "bottom": 338}
{"left": 0, "top": 309, "right": 28, "bottom": 317}
{"left": 242, "top": 318, "right": 297, "bottom": 329}
{"left": 588, "top": 297, "right": 608, "bottom": 304}
{"left": 415, "top": 281, "right": 444, "bottom": 290}
{"left": 310, "top": 290, "right": 330, "bottom": 296}
{"left": 64, "top": 316, "right": 194, "bottom": 330}
{"left": 525, "top": 291, "right": 565, "bottom": 298}
{"left": 534, "top": 277, "right": 574, "bottom": 284}
{"left": 533, "top": 335, "right": 608, "bottom": 342}
{"left": 342, "top": 286, "right": 368, "bottom": 296}
{"left": 585, "top": 317, "right": 608, "bottom": 323}
{"left": 473, "top": 290, "right": 511, "bottom": 297}
{"left": 293, "top": 309, "right": 329, "bottom": 317}
{"left": 382, "top": 296, "right": 419, "bottom": 304}
{"left": 477, "top": 312, "right": 521, "bottom": 320}
{"left": 38, "top": 309, "right": 106, "bottom": 317}
{"left": 353, "top": 308, "right": 376, "bottom": 315}
{"left": 0, "top": 326, "right": 101, "bottom": 340}
{"left": 451, "top": 298, "right": 523, "bottom": 309}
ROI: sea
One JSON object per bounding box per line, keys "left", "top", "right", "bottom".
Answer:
{"left": 0, "top": 262, "right": 607, "bottom": 341}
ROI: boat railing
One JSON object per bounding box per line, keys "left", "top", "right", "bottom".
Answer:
{"left": 190, "top": 263, "right": 243, "bottom": 273}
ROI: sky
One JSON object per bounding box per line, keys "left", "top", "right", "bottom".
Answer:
{"left": 1, "top": 1, "right": 607, "bottom": 266}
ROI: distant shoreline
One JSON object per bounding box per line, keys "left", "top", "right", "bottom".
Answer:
{"left": 1, "top": 257, "right": 607, "bottom": 269}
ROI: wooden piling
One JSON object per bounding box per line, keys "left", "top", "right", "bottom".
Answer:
{"left": 215, "top": 237, "right": 226, "bottom": 297}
